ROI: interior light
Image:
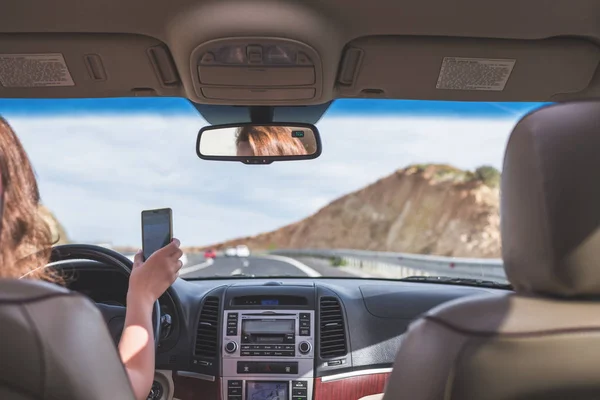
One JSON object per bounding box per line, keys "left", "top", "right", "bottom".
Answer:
{"left": 264, "top": 45, "right": 296, "bottom": 65}
{"left": 201, "top": 44, "right": 307, "bottom": 66}
{"left": 214, "top": 45, "right": 247, "bottom": 64}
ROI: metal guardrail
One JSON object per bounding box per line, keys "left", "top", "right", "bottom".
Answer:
{"left": 270, "top": 248, "right": 507, "bottom": 282}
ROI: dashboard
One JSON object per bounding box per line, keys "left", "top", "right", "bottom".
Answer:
{"left": 60, "top": 261, "right": 508, "bottom": 400}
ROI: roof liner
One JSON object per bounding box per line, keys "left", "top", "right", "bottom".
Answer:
{"left": 2, "top": 0, "right": 600, "bottom": 104}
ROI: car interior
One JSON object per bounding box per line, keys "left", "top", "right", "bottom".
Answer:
{"left": 3, "top": 1, "right": 600, "bottom": 400}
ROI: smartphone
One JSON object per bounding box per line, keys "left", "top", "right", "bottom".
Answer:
{"left": 141, "top": 208, "right": 173, "bottom": 261}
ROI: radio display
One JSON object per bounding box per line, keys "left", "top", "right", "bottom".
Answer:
{"left": 242, "top": 319, "right": 294, "bottom": 335}
{"left": 261, "top": 299, "right": 279, "bottom": 305}
{"left": 246, "top": 381, "right": 288, "bottom": 400}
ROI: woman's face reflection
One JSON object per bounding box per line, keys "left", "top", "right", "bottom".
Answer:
{"left": 236, "top": 140, "right": 254, "bottom": 157}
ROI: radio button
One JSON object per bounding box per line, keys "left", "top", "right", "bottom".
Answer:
{"left": 298, "top": 341, "right": 311, "bottom": 354}
{"left": 227, "top": 328, "right": 237, "bottom": 336}
{"left": 299, "top": 328, "right": 310, "bottom": 336}
{"left": 228, "top": 380, "right": 242, "bottom": 387}
{"left": 300, "top": 313, "right": 310, "bottom": 320}
{"left": 227, "top": 396, "right": 242, "bottom": 400}
{"left": 292, "top": 381, "right": 307, "bottom": 388}
{"left": 241, "top": 351, "right": 251, "bottom": 356}
{"left": 241, "top": 345, "right": 251, "bottom": 350}
{"left": 300, "top": 320, "right": 310, "bottom": 328}
{"left": 284, "top": 345, "right": 295, "bottom": 350}
{"left": 228, "top": 388, "right": 242, "bottom": 396}
{"left": 293, "top": 389, "right": 308, "bottom": 396}
{"left": 228, "top": 313, "right": 238, "bottom": 320}
{"left": 225, "top": 341, "right": 238, "bottom": 353}
{"left": 237, "top": 361, "right": 298, "bottom": 374}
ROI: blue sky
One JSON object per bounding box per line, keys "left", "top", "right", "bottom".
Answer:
{"left": 1, "top": 98, "right": 545, "bottom": 247}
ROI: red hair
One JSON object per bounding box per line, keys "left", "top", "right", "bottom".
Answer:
{"left": 0, "top": 117, "right": 59, "bottom": 282}
{"left": 236, "top": 126, "right": 308, "bottom": 156}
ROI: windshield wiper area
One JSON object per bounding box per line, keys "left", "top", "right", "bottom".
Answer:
{"left": 399, "top": 276, "right": 511, "bottom": 289}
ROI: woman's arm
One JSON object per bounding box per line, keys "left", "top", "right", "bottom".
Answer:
{"left": 119, "top": 292, "right": 155, "bottom": 400}
{"left": 119, "top": 240, "right": 183, "bottom": 400}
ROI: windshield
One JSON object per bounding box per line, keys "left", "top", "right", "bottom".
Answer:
{"left": 1, "top": 98, "right": 546, "bottom": 284}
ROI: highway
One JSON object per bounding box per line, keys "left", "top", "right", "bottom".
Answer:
{"left": 180, "top": 253, "right": 356, "bottom": 279}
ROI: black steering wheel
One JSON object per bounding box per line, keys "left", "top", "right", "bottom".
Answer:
{"left": 49, "top": 244, "right": 161, "bottom": 348}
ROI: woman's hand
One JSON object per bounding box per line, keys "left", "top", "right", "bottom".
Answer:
{"left": 127, "top": 238, "right": 183, "bottom": 307}
{"left": 119, "top": 238, "right": 183, "bottom": 400}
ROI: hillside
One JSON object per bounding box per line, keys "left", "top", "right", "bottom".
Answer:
{"left": 193, "top": 164, "right": 501, "bottom": 258}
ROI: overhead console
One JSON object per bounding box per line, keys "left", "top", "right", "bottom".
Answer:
{"left": 189, "top": 37, "right": 323, "bottom": 104}
{"left": 335, "top": 36, "right": 600, "bottom": 102}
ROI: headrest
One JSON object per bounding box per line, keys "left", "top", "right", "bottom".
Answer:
{"left": 502, "top": 101, "right": 600, "bottom": 297}
{"left": 0, "top": 278, "right": 71, "bottom": 301}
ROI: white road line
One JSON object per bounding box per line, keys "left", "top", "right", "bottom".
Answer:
{"left": 258, "top": 254, "right": 322, "bottom": 277}
{"left": 179, "top": 258, "right": 214, "bottom": 276}
{"left": 231, "top": 268, "right": 243, "bottom": 275}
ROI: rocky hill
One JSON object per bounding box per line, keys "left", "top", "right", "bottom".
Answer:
{"left": 193, "top": 164, "right": 501, "bottom": 258}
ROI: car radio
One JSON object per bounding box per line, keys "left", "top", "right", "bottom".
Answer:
{"left": 223, "top": 311, "right": 314, "bottom": 359}
{"left": 222, "top": 309, "right": 315, "bottom": 400}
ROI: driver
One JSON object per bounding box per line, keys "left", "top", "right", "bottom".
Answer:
{"left": 235, "top": 125, "right": 308, "bottom": 157}
{"left": 0, "top": 116, "right": 182, "bottom": 400}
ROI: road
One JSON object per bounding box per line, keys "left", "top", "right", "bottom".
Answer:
{"left": 180, "top": 253, "right": 357, "bottom": 279}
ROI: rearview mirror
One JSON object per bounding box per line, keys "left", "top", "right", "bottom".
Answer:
{"left": 196, "top": 123, "right": 321, "bottom": 164}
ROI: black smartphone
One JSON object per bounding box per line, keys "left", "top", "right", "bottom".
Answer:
{"left": 141, "top": 208, "right": 173, "bottom": 261}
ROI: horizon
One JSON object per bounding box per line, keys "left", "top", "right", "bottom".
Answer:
{"left": 1, "top": 98, "right": 545, "bottom": 247}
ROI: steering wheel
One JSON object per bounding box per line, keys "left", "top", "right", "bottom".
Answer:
{"left": 49, "top": 244, "right": 161, "bottom": 348}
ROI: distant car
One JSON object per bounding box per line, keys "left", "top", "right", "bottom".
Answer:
{"left": 236, "top": 245, "right": 250, "bottom": 257}
{"left": 204, "top": 249, "right": 216, "bottom": 259}
{"left": 224, "top": 247, "right": 237, "bottom": 257}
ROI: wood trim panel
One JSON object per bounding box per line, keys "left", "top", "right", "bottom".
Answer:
{"left": 172, "top": 374, "right": 221, "bottom": 400}
{"left": 314, "top": 372, "right": 389, "bottom": 400}
{"left": 171, "top": 372, "right": 389, "bottom": 400}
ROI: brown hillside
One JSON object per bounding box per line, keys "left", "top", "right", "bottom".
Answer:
{"left": 191, "top": 164, "right": 501, "bottom": 258}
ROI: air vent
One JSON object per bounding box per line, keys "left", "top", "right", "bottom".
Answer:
{"left": 194, "top": 296, "right": 220, "bottom": 358}
{"left": 319, "top": 296, "right": 348, "bottom": 359}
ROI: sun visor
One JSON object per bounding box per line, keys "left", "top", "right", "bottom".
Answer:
{"left": 336, "top": 37, "right": 600, "bottom": 102}
{"left": 0, "top": 33, "right": 184, "bottom": 99}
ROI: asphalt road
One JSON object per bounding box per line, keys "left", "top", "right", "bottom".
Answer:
{"left": 180, "top": 253, "right": 356, "bottom": 279}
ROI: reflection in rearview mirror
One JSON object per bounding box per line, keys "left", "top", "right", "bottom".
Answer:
{"left": 196, "top": 123, "right": 321, "bottom": 164}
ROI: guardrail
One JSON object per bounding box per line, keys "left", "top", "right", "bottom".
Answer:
{"left": 270, "top": 248, "right": 506, "bottom": 282}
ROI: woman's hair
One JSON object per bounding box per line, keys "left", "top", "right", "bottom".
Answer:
{"left": 0, "top": 117, "right": 57, "bottom": 282}
{"left": 235, "top": 126, "right": 308, "bottom": 156}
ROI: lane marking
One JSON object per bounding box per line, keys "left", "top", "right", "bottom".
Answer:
{"left": 258, "top": 254, "right": 322, "bottom": 277}
{"left": 179, "top": 258, "right": 214, "bottom": 276}
{"left": 231, "top": 268, "right": 243, "bottom": 275}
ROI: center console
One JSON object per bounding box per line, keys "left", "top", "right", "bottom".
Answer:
{"left": 221, "top": 286, "right": 316, "bottom": 400}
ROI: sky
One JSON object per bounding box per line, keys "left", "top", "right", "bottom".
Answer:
{"left": 0, "top": 98, "right": 546, "bottom": 247}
